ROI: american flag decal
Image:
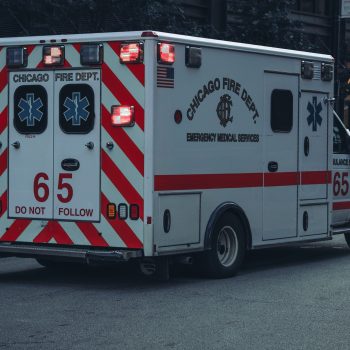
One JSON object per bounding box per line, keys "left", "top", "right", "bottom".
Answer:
{"left": 157, "top": 66, "right": 174, "bottom": 88}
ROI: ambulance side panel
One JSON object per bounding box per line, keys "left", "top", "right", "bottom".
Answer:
{"left": 152, "top": 42, "right": 332, "bottom": 252}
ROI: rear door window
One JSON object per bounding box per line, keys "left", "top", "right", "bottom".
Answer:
{"left": 14, "top": 85, "right": 48, "bottom": 134}
{"left": 59, "top": 84, "right": 95, "bottom": 134}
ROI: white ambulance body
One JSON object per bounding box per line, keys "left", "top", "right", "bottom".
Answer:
{"left": 0, "top": 30, "right": 344, "bottom": 278}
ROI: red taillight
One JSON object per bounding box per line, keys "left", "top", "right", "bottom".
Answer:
{"left": 120, "top": 42, "right": 143, "bottom": 63}
{"left": 111, "top": 106, "right": 135, "bottom": 127}
{"left": 158, "top": 43, "right": 175, "bottom": 64}
{"left": 43, "top": 45, "right": 64, "bottom": 66}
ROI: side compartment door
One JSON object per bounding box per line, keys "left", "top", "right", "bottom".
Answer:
{"left": 332, "top": 114, "right": 350, "bottom": 226}
{"left": 8, "top": 72, "right": 54, "bottom": 219}
{"left": 263, "top": 73, "right": 299, "bottom": 240}
{"left": 299, "top": 91, "right": 329, "bottom": 200}
{"left": 53, "top": 70, "right": 101, "bottom": 221}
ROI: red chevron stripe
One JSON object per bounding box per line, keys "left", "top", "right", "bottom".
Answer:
{"left": 0, "top": 148, "right": 7, "bottom": 177}
{"left": 102, "top": 150, "right": 144, "bottom": 221}
{"left": 0, "top": 191, "right": 7, "bottom": 218}
{"left": 0, "top": 66, "right": 7, "bottom": 94}
{"left": 108, "top": 42, "right": 145, "bottom": 86}
{"left": 101, "top": 193, "right": 142, "bottom": 248}
{"left": 73, "top": 43, "right": 80, "bottom": 52}
{"left": 26, "top": 45, "right": 36, "bottom": 55}
{"left": 0, "top": 106, "right": 8, "bottom": 134}
{"left": 0, "top": 219, "right": 31, "bottom": 242}
{"left": 76, "top": 222, "right": 109, "bottom": 247}
{"left": 33, "top": 221, "right": 74, "bottom": 245}
{"left": 101, "top": 105, "right": 144, "bottom": 176}
{"left": 102, "top": 62, "right": 144, "bottom": 130}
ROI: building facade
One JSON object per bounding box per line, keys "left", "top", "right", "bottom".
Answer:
{"left": 0, "top": 0, "right": 349, "bottom": 121}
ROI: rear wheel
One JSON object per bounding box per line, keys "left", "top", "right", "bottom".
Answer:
{"left": 345, "top": 233, "right": 350, "bottom": 248}
{"left": 201, "top": 213, "right": 246, "bottom": 278}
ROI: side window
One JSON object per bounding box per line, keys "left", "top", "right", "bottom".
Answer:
{"left": 59, "top": 84, "right": 95, "bottom": 134}
{"left": 14, "top": 85, "right": 48, "bottom": 134}
{"left": 333, "top": 116, "right": 350, "bottom": 154}
{"left": 271, "top": 89, "right": 293, "bottom": 133}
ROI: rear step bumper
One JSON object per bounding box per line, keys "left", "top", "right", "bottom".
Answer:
{"left": 331, "top": 225, "right": 350, "bottom": 235}
{"left": 0, "top": 243, "right": 143, "bottom": 263}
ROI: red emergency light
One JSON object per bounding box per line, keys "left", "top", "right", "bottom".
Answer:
{"left": 157, "top": 43, "right": 175, "bottom": 64}
{"left": 43, "top": 45, "right": 64, "bottom": 66}
{"left": 111, "top": 105, "right": 135, "bottom": 127}
{"left": 120, "top": 42, "right": 143, "bottom": 63}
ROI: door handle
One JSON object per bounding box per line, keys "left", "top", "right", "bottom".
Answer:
{"left": 85, "top": 141, "right": 94, "bottom": 150}
{"left": 268, "top": 161, "right": 278, "bottom": 172}
{"left": 11, "top": 141, "right": 20, "bottom": 149}
{"left": 304, "top": 137, "right": 309, "bottom": 156}
{"left": 61, "top": 158, "right": 80, "bottom": 171}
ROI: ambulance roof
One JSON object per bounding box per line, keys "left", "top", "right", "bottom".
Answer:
{"left": 0, "top": 30, "right": 334, "bottom": 62}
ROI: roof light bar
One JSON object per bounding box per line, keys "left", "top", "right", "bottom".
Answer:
{"left": 111, "top": 105, "right": 135, "bottom": 127}
{"left": 158, "top": 43, "right": 175, "bottom": 64}
{"left": 81, "top": 43, "right": 103, "bottom": 65}
{"left": 120, "top": 42, "right": 144, "bottom": 64}
{"left": 43, "top": 45, "right": 65, "bottom": 66}
{"left": 7, "top": 47, "right": 28, "bottom": 68}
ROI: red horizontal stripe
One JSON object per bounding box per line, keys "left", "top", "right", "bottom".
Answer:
{"left": 101, "top": 150, "right": 144, "bottom": 220}
{"left": 155, "top": 171, "right": 331, "bottom": 191}
{"left": 101, "top": 105, "right": 144, "bottom": 176}
{"left": 155, "top": 173, "right": 263, "bottom": 191}
{"left": 264, "top": 172, "right": 299, "bottom": 187}
{"left": 0, "top": 149, "right": 7, "bottom": 177}
{"left": 76, "top": 221, "right": 109, "bottom": 247}
{"left": 101, "top": 194, "right": 143, "bottom": 248}
{"left": 108, "top": 42, "right": 145, "bottom": 86}
{"left": 333, "top": 201, "right": 350, "bottom": 211}
{"left": 0, "top": 219, "right": 31, "bottom": 242}
{"left": 0, "top": 106, "right": 8, "bottom": 134}
{"left": 102, "top": 62, "right": 144, "bottom": 130}
{"left": 301, "top": 171, "right": 332, "bottom": 185}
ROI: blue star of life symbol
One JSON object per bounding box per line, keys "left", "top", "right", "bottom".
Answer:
{"left": 63, "top": 92, "right": 90, "bottom": 126}
{"left": 18, "top": 93, "right": 43, "bottom": 127}
{"left": 307, "top": 96, "right": 323, "bottom": 132}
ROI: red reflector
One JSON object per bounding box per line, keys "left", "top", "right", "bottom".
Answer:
{"left": 111, "top": 106, "right": 135, "bottom": 127}
{"left": 120, "top": 42, "right": 143, "bottom": 63}
{"left": 107, "top": 203, "right": 116, "bottom": 219}
{"left": 129, "top": 204, "right": 139, "bottom": 220}
{"left": 43, "top": 45, "right": 64, "bottom": 66}
{"left": 141, "top": 31, "right": 158, "bottom": 38}
{"left": 158, "top": 43, "right": 175, "bottom": 64}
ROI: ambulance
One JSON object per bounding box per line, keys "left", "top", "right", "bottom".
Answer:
{"left": 0, "top": 30, "right": 347, "bottom": 279}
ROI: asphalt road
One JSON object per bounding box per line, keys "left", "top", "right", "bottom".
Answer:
{"left": 0, "top": 236, "right": 350, "bottom": 350}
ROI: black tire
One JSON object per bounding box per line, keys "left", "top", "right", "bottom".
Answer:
{"left": 345, "top": 233, "right": 350, "bottom": 248}
{"left": 201, "top": 212, "right": 246, "bottom": 278}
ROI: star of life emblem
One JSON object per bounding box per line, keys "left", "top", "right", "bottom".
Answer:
{"left": 63, "top": 92, "right": 90, "bottom": 126}
{"left": 18, "top": 93, "right": 44, "bottom": 126}
{"left": 307, "top": 96, "right": 322, "bottom": 132}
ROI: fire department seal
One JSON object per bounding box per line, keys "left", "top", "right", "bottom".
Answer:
{"left": 216, "top": 94, "right": 233, "bottom": 127}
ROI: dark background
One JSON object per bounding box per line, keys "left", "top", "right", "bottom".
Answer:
{"left": 0, "top": 0, "right": 349, "bottom": 121}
